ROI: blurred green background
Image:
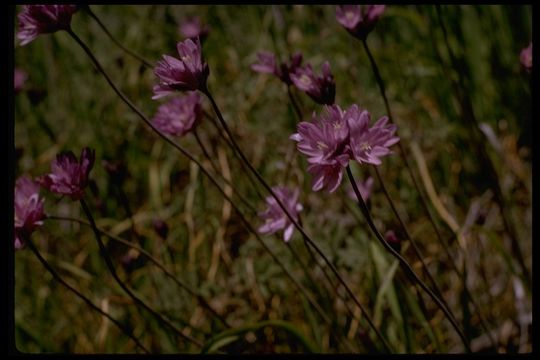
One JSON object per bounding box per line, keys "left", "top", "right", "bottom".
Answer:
{"left": 14, "top": 5, "right": 532, "bottom": 353}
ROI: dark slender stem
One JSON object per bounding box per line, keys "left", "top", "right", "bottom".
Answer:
{"left": 79, "top": 199, "right": 203, "bottom": 349}
{"left": 434, "top": 5, "right": 529, "bottom": 288}
{"left": 83, "top": 5, "right": 153, "bottom": 68}
{"left": 203, "top": 89, "right": 391, "bottom": 353}
{"left": 47, "top": 215, "right": 232, "bottom": 330}
{"left": 65, "top": 29, "right": 335, "bottom": 348}
{"left": 24, "top": 235, "right": 149, "bottom": 353}
{"left": 346, "top": 166, "right": 471, "bottom": 352}
{"left": 372, "top": 166, "right": 453, "bottom": 314}
{"left": 193, "top": 129, "right": 257, "bottom": 214}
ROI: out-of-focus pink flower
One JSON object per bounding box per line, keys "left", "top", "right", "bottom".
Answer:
{"left": 14, "top": 176, "right": 45, "bottom": 250}
{"left": 251, "top": 51, "right": 303, "bottom": 85}
{"left": 520, "top": 42, "right": 532, "bottom": 72}
{"left": 38, "top": 147, "right": 95, "bottom": 200}
{"left": 258, "top": 186, "right": 303, "bottom": 242}
{"left": 179, "top": 17, "right": 210, "bottom": 42}
{"left": 153, "top": 38, "right": 209, "bottom": 98}
{"left": 347, "top": 176, "right": 374, "bottom": 201}
{"left": 384, "top": 229, "right": 401, "bottom": 252}
{"left": 14, "top": 68, "right": 28, "bottom": 93}
{"left": 17, "top": 5, "right": 78, "bottom": 46}
{"left": 348, "top": 111, "right": 399, "bottom": 165}
{"left": 290, "top": 61, "right": 336, "bottom": 105}
{"left": 152, "top": 92, "right": 202, "bottom": 136}
{"left": 336, "top": 5, "right": 385, "bottom": 40}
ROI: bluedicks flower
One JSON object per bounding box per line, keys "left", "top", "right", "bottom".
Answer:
{"left": 348, "top": 110, "right": 399, "bottom": 165}
{"left": 336, "top": 5, "right": 385, "bottom": 40}
{"left": 152, "top": 37, "right": 209, "bottom": 98}
{"left": 258, "top": 186, "right": 303, "bottom": 242}
{"left": 251, "top": 51, "right": 303, "bottom": 85}
{"left": 38, "top": 147, "right": 95, "bottom": 200}
{"left": 152, "top": 92, "right": 202, "bottom": 137}
{"left": 14, "top": 176, "right": 45, "bottom": 250}
{"left": 290, "top": 61, "right": 336, "bottom": 105}
{"left": 179, "top": 17, "right": 210, "bottom": 43}
{"left": 17, "top": 5, "right": 78, "bottom": 46}
{"left": 14, "top": 68, "right": 28, "bottom": 93}
{"left": 291, "top": 103, "right": 399, "bottom": 193}
{"left": 520, "top": 42, "right": 532, "bottom": 72}
{"left": 347, "top": 176, "right": 374, "bottom": 201}
{"left": 290, "top": 105, "right": 350, "bottom": 193}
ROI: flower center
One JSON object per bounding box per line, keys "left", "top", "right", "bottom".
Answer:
{"left": 359, "top": 142, "right": 372, "bottom": 152}
{"left": 181, "top": 55, "right": 191, "bottom": 63}
{"left": 332, "top": 121, "right": 342, "bottom": 130}
{"left": 317, "top": 141, "right": 329, "bottom": 150}
{"left": 299, "top": 74, "right": 312, "bottom": 87}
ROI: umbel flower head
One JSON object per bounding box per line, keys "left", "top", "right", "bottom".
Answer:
{"left": 38, "top": 147, "right": 95, "bottom": 200}
{"left": 258, "top": 186, "right": 303, "bottom": 242}
{"left": 336, "top": 5, "right": 385, "bottom": 40}
{"left": 251, "top": 51, "right": 303, "bottom": 85}
{"left": 152, "top": 37, "right": 209, "bottom": 98}
{"left": 14, "top": 176, "right": 46, "bottom": 250}
{"left": 180, "top": 17, "right": 210, "bottom": 43}
{"left": 290, "top": 61, "right": 336, "bottom": 105}
{"left": 17, "top": 5, "right": 78, "bottom": 46}
{"left": 520, "top": 42, "right": 532, "bottom": 72}
{"left": 291, "top": 104, "right": 399, "bottom": 193}
{"left": 152, "top": 92, "right": 202, "bottom": 137}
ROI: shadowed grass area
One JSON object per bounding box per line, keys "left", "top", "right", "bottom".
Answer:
{"left": 14, "top": 5, "right": 531, "bottom": 354}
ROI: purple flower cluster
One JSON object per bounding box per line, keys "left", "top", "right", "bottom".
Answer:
{"left": 152, "top": 92, "right": 202, "bottom": 137}
{"left": 252, "top": 51, "right": 336, "bottom": 105}
{"left": 14, "top": 176, "right": 46, "bottom": 250}
{"left": 153, "top": 38, "right": 209, "bottom": 98}
{"left": 291, "top": 104, "right": 399, "bottom": 193}
{"left": 17, "top": 5, "right": 78, "bottom": 46}
{"left": 38, "top": 147, "right": 95, "bottom": 200}
{"left": 258, "top": 186, "right": 303, "bottom": 242}
{"left": 520, "top": 42, "right": 532, "bottom": 72}
{"left": 336, "top": 5, "right": 385, "bottom": 40}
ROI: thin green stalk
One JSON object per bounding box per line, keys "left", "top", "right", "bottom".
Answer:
{"left": 24, "top": 235, "right": 150, "bottom": 353}
{"left": 79, "top": 198, "right": 203, "bottom": 349}
{"left": 346, "top": 165, "right": 471, "bottom": 352}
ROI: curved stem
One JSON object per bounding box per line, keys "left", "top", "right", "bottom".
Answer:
{"left": 82, "top": 5, "right": 153, "bottom": 68}
{"left": 346, "top": 165, "right": 471, "bottom": 352}
{"left": 372, "top": 166, "right": 454, "bottom": 317}
{"left": 47, "top": 214, "right": 232, "bottom": 329}
{"left": 79, "top": 199, "right": 203, "bottom": 349}
{"left": 203, "top": 89, "right": 391, "bottom": 353}
{"left": 24, "top": 235, "right": 149, "bottom": 353}
{"left": 65, "top": 29, "right": 335, "bottom": 350}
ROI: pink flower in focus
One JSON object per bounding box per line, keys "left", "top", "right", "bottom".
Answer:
{"left": 290, "top": 61, "right": 336, "bottom": 105}
{"left": 520, "top": 42, "right": 532, "bottom": 72}
{"left": 179, "top": 17, "right": 210, "bottom": 42}
{"left": 38, "top": 147, "right": 95, "bottom": 200}
{"left": 251, "top": 51, "right": 303, "bottom": 85}
{"left": 14, "top": 68, "right": 28, "bottom": 93}
{"left": 152, "top": 92, "right": 202, "bottom": 137}
{"left": 336, "top": 5, "right": 386, "bottom": 40}
{"left": 347, "top": 176, "right": 374, "bottom": 201}
{"left": 258, "top": 186, "right": 303, "bottom": 242}
{"left": 152, "top": 38, "right": 209, "bottom": 98}
{"left": 290, "top": 105, "right": 350, "bottom": 193}
{"left": 17, "top": 5, "right": 78, "bottom": 46}
{"left": 14, "top": 176, "right": 45, "bottom": 250}
{"left": 348, "top": 111, "right": 399, "bottom": 165}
